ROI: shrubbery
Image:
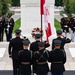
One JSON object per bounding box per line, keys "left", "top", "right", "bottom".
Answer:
{"left": 11, "top": 0, "right": 20, "bottom": 6}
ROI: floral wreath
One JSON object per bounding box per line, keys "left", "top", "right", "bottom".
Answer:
{"left": 31, "top": 27, "right": 43, "bottom": 37}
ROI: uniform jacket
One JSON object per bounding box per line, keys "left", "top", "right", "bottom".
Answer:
{"left": 72, "top": 21, "right": 75, "bottom": 32}
{"left": 49, "top": 48, "right": 66, "bottom": 73}
{"left": 69, "top": 17, "right": 74, "bottom": 29}
{"left": 30, "top": 41, "right": 40, "bottom": 52}
{"left": 34, "top": 50, "right": 49, "bottom": 74}
{"left": 18, "top": 49, "right": 32, "bottom": 74}
{"left": 52, "top": 37, "right": 71, "bottom": 50}
{"left": 8, "top": 37, "right": 23, "bottom": 59}
{"left": 30, "top": 40, "right": 50, "bottom": 53}
{"left": 0, "top": 17, "right": 5, "bottom": 31}
{"left": 60, "top": 18, "right": 69, "bottom": 32}
{"left": 5, "top": 18, "right": 14, "bottom": 33}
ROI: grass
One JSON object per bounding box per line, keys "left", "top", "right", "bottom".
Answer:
{"left": 54, "top": 18, "right": 61, "bottom": 30}
{"left": 13, "top": 18, "right": 21, "bottom": 33}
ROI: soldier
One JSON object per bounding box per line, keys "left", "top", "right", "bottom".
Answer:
{"left": 34, "top": 41, "right": 49, "bottom": 75}
{"left": 71, "top": 19, "right": 75, "bottom": 42}
{"left": 0, "top": 13, "right": 5, "bottom": 41}
{"left": 64, "top": 18, "right": 70, "bottom": 37}
{"left": 8, "top": 29, "right": 23, "bottom": 75}
{"left": 52, "top": 30, "right": 71, "bottom": 50}
{"left": 69, "top": 14, "right": 74, "bottom": 41}
{"left": 30, "top": 34, "right": 50, "bottom": 73}
{"left": 18, "top": 39, "right": 32, "bottom": 75}
{"left": 30, "top": 34, "right": 41, "bottom": 73}
{"left": 60, "top": 15, "right": 69, "bottom": 37}
{"left": 5, "top": 13, "right": 14, "bottom": 41}
{"left": 70, "top": 15, "right": 74, "bottom": 28}
{"left": 60, "top": 16, "right": 65, "bottom": 31}
{"left": 30, "top": 34, "right": 50, "bottom": 52}
{"left": 49, "top": 40, "right": 66, "bottom": 75}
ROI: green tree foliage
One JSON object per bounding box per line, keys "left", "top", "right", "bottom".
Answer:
{"left": 5, "top": 0, "right": 12, "bottom": 4}
{"left": 63, "top": 0, "right": 75, "bottom": 14}
{"left": 0, "top": 0, "right": 8, "bottom": 15}
{"left": 11, "top": 0, "right": 20, "bottom": 6}
{"left": 55, "top": 0, "right": 63, "bottom": 6}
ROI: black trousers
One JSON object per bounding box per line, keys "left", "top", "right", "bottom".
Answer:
{"left": 0, "top": 27, "right": 4, "bottom": 41}
{"left": 5, "top": 28, "right": 13, "bottom": 41}
{"left": 12, "top": 59, "right": 20, "bottom": 75}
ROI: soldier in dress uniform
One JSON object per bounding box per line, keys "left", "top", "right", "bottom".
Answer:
{"left": 0, "top": 13, "right": 5, "bottom": 41}
{"left": 30, "top": 34, "right": 50, "bottom": 52}
{"left": 30, "top": 34, "right": 50, "bottom": 73}
{"left": 49, "top": 40, "right": 66, "bottom": 75}
{"left": 60, "top": 16, "right": 65, "bottom": 31}
{"left": 71, "top": 19, "right": 75, "bottom": 42}
{"left": 30, "top": 34, "right": 42, "bottom": 73}
{"left": 64, "top": 18, "right": 70, "bottom": 37}
{"left": 70, "top": 14, "right": 74, "bottom": 29}
{"left": 60, "top": 15, "right": 69, "bottom": 37}
{"left": 52, "top": 30, "right": 71, "bottom": 50}
{"left": 18, "top": 39, "right": 32, "bottom": 75}
{"left": 34, "top": 41, "right": 49, "bottom": 75}
{"left": 8, "top": 29, "right": 23, "bottom": 75}
{"left": 5, "top": 13, "right": 14, "bottom": 41}
{"left": 69, "top": 14, "right": 75, "bottom": 41}
{"left": 70, "top": 14, "right": 75, "bottom": 23}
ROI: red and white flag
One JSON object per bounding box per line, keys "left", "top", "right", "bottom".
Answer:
{"left": 40, "top": 0, "right": 52, "bottom": 42}
{"left": 40, "top": 0, "right": 45, "bottom": 15}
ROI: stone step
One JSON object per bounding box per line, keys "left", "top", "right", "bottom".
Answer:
{"left": 0, "top": 71, "right": 75, "bottom": 75}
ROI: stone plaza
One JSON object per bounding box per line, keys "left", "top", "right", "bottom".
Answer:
{"left": 0, "top": 0, "right": 75, "bottom": 75}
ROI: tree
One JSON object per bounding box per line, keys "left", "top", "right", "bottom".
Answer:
{"left": 0, "top": 0, "right": 8, "bottom": 15}
{"left": 63, "top": 0, "right": 75, "bottom": 14}
{"left": 55, "top": 0, "right": 63, "bottom": 6}
{"left": 11, "top": 0, "right": 20, "bottom": 6}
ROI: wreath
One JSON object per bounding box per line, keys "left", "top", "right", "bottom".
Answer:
{"left": 31, "top": 27, "right": 43, "bottom": 37}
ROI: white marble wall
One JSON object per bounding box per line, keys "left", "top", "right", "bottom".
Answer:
{"left": 20, "top": 0, "right": 56, "bottom": 42}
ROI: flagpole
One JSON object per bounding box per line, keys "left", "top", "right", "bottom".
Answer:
{"left": 40, "top": 0, "right": 44, "bottom": 41}
{"left": 41, "top": 12, "right": 43, "bottom": 41}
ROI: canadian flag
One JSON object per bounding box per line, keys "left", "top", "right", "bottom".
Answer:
{"left": 40, "top": 0, "right": 52, "bottom": 42}
{"left": 40, "top": 0, "right": 45, "bottom": 14}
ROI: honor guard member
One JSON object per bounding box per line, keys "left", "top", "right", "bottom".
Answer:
{"left": 71, "top": 19, "right": 75, "bottom": 42}
{"left": 0, "top": 13, "right": 5, "bottom": 41}
{"left": 34, "top": 41, "right": 49, "bottom": 75}
{"left": 5, "top": 13, "right": 14, "bottom": 41}
{"left": 30, "top": 34, "right": 41, "bottom": 73}
{"left": 18, "top": 39, "right": 32, "bottom": 75}
{"left": 70, "top": 14, "right": 74, "bottom": 22}
{"left": 69, "top": 14, "right": 75, "bottom": 41}
{"left": 63, "top": 18, "right": 70, "bottom": 37}
{"left": 30, "top": 34, "right": 50, "bottom": 52}
{"left": 60, "top": 15, "right": 65, "bottom": 32}
{"left": 8, "top": 29, "right": 23, "bottom": 75}
{"left": 52, "top": 30, "right": 71, "bottom": 50}
{"left": 70, "top": 14, "right": 75, "bottom": 29}
{"left": 49, "top": 40, "right": 66, "bottom": 75}
{"left": 30, "top": 34, "right": 50, "bottom": 73}
{"left": 61, "top": 14, "right": 69, "bottom": 37}
{"left": 30, "top": 34, "right": 41, "bottom": 53}
{"left": 60, "top": 14, "right": 68, "bottom": 31}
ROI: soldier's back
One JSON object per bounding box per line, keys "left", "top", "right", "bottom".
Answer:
{"left": 10, "top": 37, "right": 23, "bottom": 50}
{"left": 30, "top": 41, "right": 40, "bottom": 52}
{"left": 18, "top": 49, "right": 32, "bottom": 75}
{"left": 52, "top": 37, "right": 71, "bottom": 50}
{"left": 34, "top": 50, "right": 49, "bottom": 74}
{"left": 49, "top": 49, "right": 66, "bottom": 73}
